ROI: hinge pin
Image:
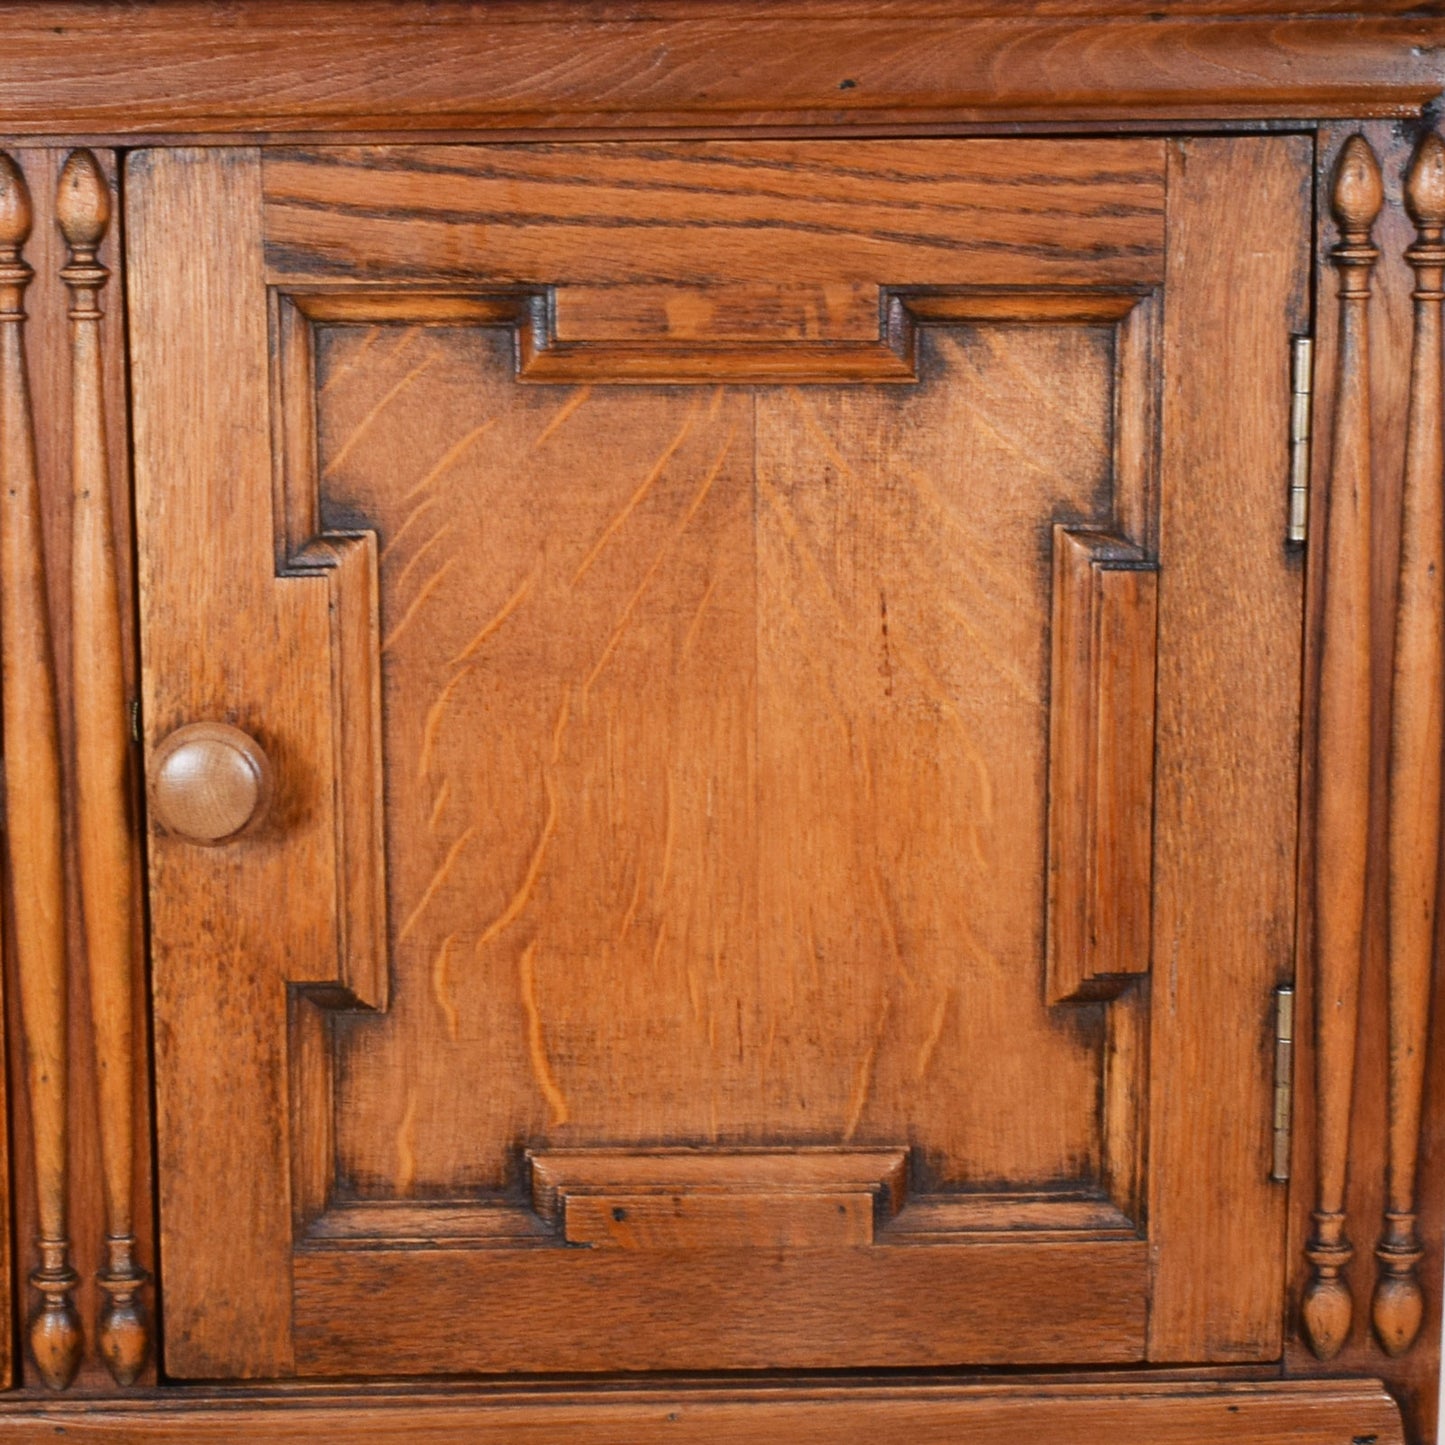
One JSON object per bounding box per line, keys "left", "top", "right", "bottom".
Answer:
{"left": 1272, "top": 983, "right": 1295, "bottom": 1182}
{"left": 1288, "top": 337, "right": 1313, "bottom": 545}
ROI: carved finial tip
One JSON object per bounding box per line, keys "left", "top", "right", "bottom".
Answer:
{"left": 56, "top": 150, "right": 109, "bottom": 249}
{"left": 0, "top": 153, "right": 34, "bottom": 249}
{"left": 1406, "top": 132, "right": 1445, "bottom": 229}
{"left": 99, "top": 1299, "right": 150, "bottom": 1386}
{"left": 1332, "top": 134, "right": 1385, "bottom": 234}
{"left": 28, "top": 1301, "right": 82, "bottom": 1391}
{"left": 1372, "top": 1271, "right": 1425, "bottom": 1357}
{"left": 1301, "top": 1273, "right": 1353, "bottom": 1360}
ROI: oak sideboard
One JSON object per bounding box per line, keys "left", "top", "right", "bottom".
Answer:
{"left": 0, "top": 4, "right": 1440, "bottom": 1442}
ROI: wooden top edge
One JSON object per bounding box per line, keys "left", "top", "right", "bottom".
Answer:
{"left": 0, "top": 8, "right": 1436, "bottom": 135}
{"left": 3, "top": 1, "right": 1443, "bottom": 20}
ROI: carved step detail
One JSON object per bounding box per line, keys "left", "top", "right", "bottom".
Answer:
{"left": 1045, "top": 526, "right": 1158, "bottom": 1005}
{"left": 58, "top": 149, "right": 149, "bottom": 1385}
{"left": 1375, "top": 131, "right": 1445, "bottom": 1360}
{"left": 1304, "top": 133, "right": 1383, "bottom": 1362}
{"left": 0, "top": 152, "right": 80, "bottom": 1389}
{"left": 529, "top": 1148, "right": 909, "bottom": 1249}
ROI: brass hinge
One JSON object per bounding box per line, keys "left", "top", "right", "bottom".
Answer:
{"left": 1271, "top": 983, "right": 1295, "bottom": 1182}
{"left": 1288, "top": 337, "right": 1313, "bottom": 545}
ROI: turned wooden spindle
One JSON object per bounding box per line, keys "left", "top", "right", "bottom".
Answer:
{"left": 59, "top": 148, "right": 150, "bottom": 1385}
{"left": 1375, "top": 131, "right": 1445, "bottom": 1359}
{"left": 1304, "top": 134, "right": 1383, "bottom": 1361}
{"left": 0, "top": 152, "right": 81, "bottom": 1389}
{"left": 149, "top": 722, "right": 273, "bottom": 844}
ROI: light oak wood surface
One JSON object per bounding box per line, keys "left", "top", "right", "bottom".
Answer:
{"left": 0, "top": 1379, "right": 1409, "bottom": 1444}
{"left": 0, "top": 150, "right": 78, "bottom": 1394}
{"left": 0, "top": 3, "right": 1433, "bottom": 134}
{"left": 0, "top": 9, "right": 1439, "bottom": 1444}
{"left": 57, "top": 147, "right": 149, "bottom": 1387}
{"left": 126, "top": 134, "right": 1311, "bottom": 1385}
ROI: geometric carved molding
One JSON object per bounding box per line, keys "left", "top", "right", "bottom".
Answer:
{"left": 289, "top": 289, "right": 1144, "bottom": 388}
{"left": 529, "top": 1148, "right": 909, "bottom": 1250}
{"left": 58, "top": 148, "right": 150, "bottom": 1386}
{"left": 0, "top": 151, "right": 80, "bottom": 1390}
{"left": 1303, "top": 133, "right": 1383, "bottom": 1362}
{"left": 1376, "top": 129, "right": 1445, "bottom": 1359}
{"left": 1046, "top": 526, "right": 1158, "bottom": 1005}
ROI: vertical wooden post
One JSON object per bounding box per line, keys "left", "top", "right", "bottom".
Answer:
{"left": 58, "top": 148, "right": 149, "bottom": 1385}
{"left": 0, "top": 150, "right": 80, "bottom": 1390}
{"left": 1375, "top": 130, "right": 1445, "bottom": 1359}
{"left": 1304, "top": 133, "right": 1382, "bottom": 1361}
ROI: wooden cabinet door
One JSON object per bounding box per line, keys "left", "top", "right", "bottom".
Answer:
{"left": 126, "top": 138, "right": 1310, "bottom": 1380}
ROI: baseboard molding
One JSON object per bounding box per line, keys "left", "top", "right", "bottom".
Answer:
{"left": 0, "top": 1377, "right": 1405, "bottom": 1443}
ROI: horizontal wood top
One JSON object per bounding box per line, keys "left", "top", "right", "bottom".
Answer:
{"left": 0, "top": 4, "right": 1438, "bottom": 137}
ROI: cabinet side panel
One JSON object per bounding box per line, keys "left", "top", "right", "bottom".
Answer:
{"left": 2, "top": 146, "right": 150, "bottom": 1394}
{"left": 1286, "top": 119, "right": 1444, "bottom": 1445}
{"left": 1147, "top": 135, "right": 1310, "bottom": 1358}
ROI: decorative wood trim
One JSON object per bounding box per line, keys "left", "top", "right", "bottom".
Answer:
{"left": 0, "top": 5, "right": 1439, "bottom": 137}
{"left": 291, "top": 536, "right": 387, "bottom": 1010}
{"left": 528, "top": 1148, "right": 908, "bottom": 1248}
{"left": 1303, "top": 132, "right": 1382, "bottom": 1362}
{"left": 285, "top": 287, "right": 1148, "bottom": 387}
{"left": 274, "top": 295, "right": 388, "bottom": 1012}
{"left": 1374, "top": 130, "right": 1445, "bottom": 1361}
{"left": 58, "top": 147, "right": 150, "bottom": 1388}
{"left": 304, "top": 1190, "right": 1136, "bottom": 1245}
{"left": 0, "top": 150, "right": 79, "bottom": 1390}
{"left": 0, "top": 1379, "right": 1409, "bottom": 1444}
{"left": 1046, "top": 526, "right": 1158, "bottom": 1005}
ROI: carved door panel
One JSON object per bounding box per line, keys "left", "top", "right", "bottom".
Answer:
{"left": 126, "top": 138, "right": 1310, "bottom": 1379}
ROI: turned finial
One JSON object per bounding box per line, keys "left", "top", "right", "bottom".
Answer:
{"left": 1332, "top": 135, "right": 1385, "bottom": 241}
{"left": 1405, "top": 132, "right": 1445, "bottom": 236}
{"left": 0, "top": 154, "right": 33, "bottom": 253}
{"left": 56, "top": 150, "right": 109, "bottom": 253}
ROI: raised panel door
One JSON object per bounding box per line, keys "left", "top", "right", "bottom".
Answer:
{"left": 125, "top": 137, "right": 1310, "bottom": 1378}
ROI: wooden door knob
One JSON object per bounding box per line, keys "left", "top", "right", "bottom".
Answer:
{"left": 149, "top": 722, "right": 273, "bottom": 844}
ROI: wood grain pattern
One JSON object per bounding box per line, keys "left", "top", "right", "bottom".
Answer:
{"left": 0, "top": 4, "right": 1436, "bottom": 136}
{"left": 1046, "top": 528, "right": 1157, "bottom": 1005}
{"left": 530, "top": 1147, "right": 907, "bottom": 1247}
{"left": 1303, "top": 132, "right": 1382, "bottom": 1363}
{"left": 0, "top": 6, "right": 1434, "bottom": 1437}
{"left": 131, "top": 137, "right": 1312, "bottom": 1384}
{"left": 148, "top": 722, "right": 273, "bottom": 844}
{"left": 0, "top": 150, "right": 80, "bottom": 1392}
{"left": 1279, "top": 118, "right": 1440, "bottom": 1445}
{"left": 287, "top": 287, "right": 1146, "bottom": 387}
{"left": 262, "top": 140, "right": 1166, "bottom": 301}
{"left": 293, "top": 1239, "right": 1149, "bottom": 1374}
{"left": 1, "top": 145, "right": 154, "bottom": 1398}
{"left": 1374, "top": 128, "right": 1445, "bottom": 1362}
{"left": 320, "top": 321, "right": 1112, "bottom": 1201}
{"left": 0, "top": 1379, "right": 1406, "bottom": 1445}
{"left": 1144, "top": 135, "right": 1309, "bottom": 1363}
{"left": 0, "top": 1379, "right": 1412, "bottom": 1443}
{"left": 128, "top": 148, "right": 303, "bottom": 1379}
{"left": 57, "top": 148, "right": 148, "bottom": 1386}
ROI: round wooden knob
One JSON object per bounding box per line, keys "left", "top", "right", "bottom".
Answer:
{"left": 149, "top": 722, "right": 273, "bottom": 844}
